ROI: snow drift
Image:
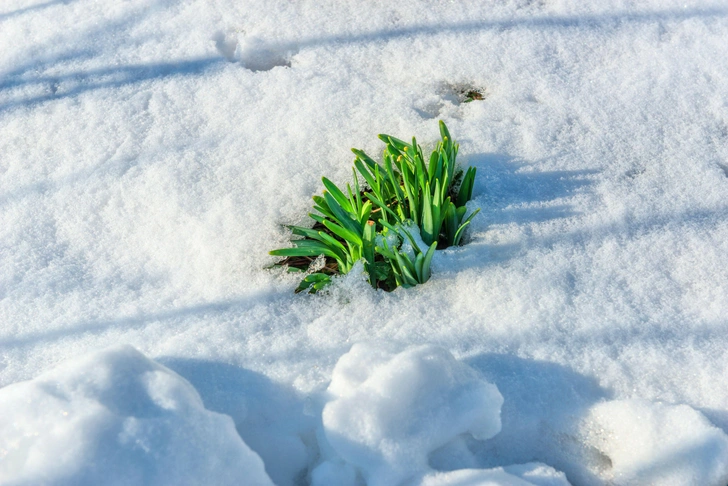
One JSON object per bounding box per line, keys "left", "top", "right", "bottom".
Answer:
{"left": 318, "top": 344, "right": 504, "bottom": 486}
{"left": 0, "top": 345, "right": 273, "bottom": 486}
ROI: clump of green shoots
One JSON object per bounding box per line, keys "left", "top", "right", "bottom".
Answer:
{"left": 270, "top": 121, "right": 479, "bottom": 293}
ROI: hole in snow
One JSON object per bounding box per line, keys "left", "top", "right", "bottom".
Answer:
{"left": 446, "top": 83, "right": 487, "bottom": 104}
{"left": 212, "top": 32, "right": 297, "bottom": 71}
{"left": 718, "top": 163, "right": 728, "bottom": 178}
{"left": 213, "top": 31, "right": 238, "bottom": 62}
{"left": 414, "top": 83, "right": 487, "bottom": 119}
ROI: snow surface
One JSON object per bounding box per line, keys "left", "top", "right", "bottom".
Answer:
{"left": 579, "top": 399, "right": 728, "bottom": 485}
{"left": 414, "top": 463, "right": 570, "bottom": 486}
{"left": 2, "top": 0, "right": 728, "bottom": 484}
{"left": 319, "top": 344, "right": 503, "bottom": 486}
{"left": 0, "top": 345, "right": 273, "bottom": 486}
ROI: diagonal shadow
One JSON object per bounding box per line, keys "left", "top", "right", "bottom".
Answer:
{"left": 463, "top": 354, "right": 612, "bottom": 486}
{"left": 0, "top": 57, "right": 222, "bottom": 112}
{"left": 159, "top": 357, "right": 314, "bottom": 486}
{"left": 466, "top": 153, "right": 598, "bottom": 225}
{"left": 431, "top": 153, "right": 598, "bottom": 271}
{"left": 0, "top": 289, "right": 288, "bottom": 349}
{"left": 438, "top": 152, "right": 728, "bottom": 276}
{"left": 0, "top": 0, "right": 74, "bottom": 22}
{"left": 242, "top": 7, "right": 728, "bottom": 64}
{"left": 0, "top": 151, "right": 135, "bottom": 207}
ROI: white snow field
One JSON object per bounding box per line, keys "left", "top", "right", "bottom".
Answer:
{"left": 2, "top": 0, "right": 728, "bottom": 484}
{"left": 0, "top": 345, "right": 274, "bottom": 485}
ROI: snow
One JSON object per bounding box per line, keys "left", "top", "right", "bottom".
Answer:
{"left": 0, "top": 345, "right": 273, "bottom": 486}
{"left": 579, "top": 399, "right": 728, "bottom": 485}
{"left": 320, "top": 344, "right": 503, "bottom": 486}
{"left": 2, "top": 0, "right": 728, "bottom": 484}
{"left": 414, "top": 463, "right": 570, "bottom": 486}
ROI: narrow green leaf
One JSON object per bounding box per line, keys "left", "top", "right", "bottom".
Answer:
{"left": 365, "top": 192, "right": 400, "bottom": 222}
{"left": 354, "top": 159, "right": 377, "bottom": 190}
{"left": 453, "top": 208, "right": 481, "bottom": 246}
{"left": 352, "top": 170, "right": 363, "bottom": 212}
{"left": 428, "top": 150, "right": 438, "bottom": 185}
{"left": 324, "top": 192, "right": 361, "bottom": 236}
{"left": 323, "top": 219, "right": 363, "bottom": 247}
{"left": 270, "top": 246, "right": 337, "bottom": 259}
{"left": 360, "top": 200, "right": 373, "bottom": 226}
{"left": 384, "top": 152, "right": 404, "bottom": 204}
{"left": 288, "top": 225, "right": 327, "bottom": 242}
{"left": 396, "top": 252, "right": 417, "bottom": 285}
{"left": 379, "top": 134, "right": 410, "bottom": 152}
{"left": 421, "top": 241, "right": 437, "bottom": 282}
{"left": 322, "top": 177, "right": 354, "bottom": 214}
{"left": 414, "top": 252, "right": 425, "bottom": 282}
{"left": 421, "top": 181, "right": 434, "bottom": 245}
{"left": 362, "top": 221, "right": 377, "bottom": 287}
{"left": 395, "top": 225, "right": 423, "bottom": 255}
{"left": 351, "top": 148, "right": 378, "bottom": 170}
{"left": 439, "top": 120, "right": 451, "bottom": 144}
{"left": 308, "top": 213, "right": 327, "bottom": 225}
{"left": 317, "top": 231, "right": 348, "bottom": 256}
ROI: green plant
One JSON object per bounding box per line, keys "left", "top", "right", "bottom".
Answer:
{"left": 270, "top": 121, "right": 479, "bottom": 293}
{"left": 356, "top": 121, "right": 479, "bottom": 248}
{"left": 376, "top": 222, "right": 437, "bottom": 288}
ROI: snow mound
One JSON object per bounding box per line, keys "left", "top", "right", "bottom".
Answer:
{"left": 0, "top": 345, "right": 273, "bottom": 486}
{"left": 580, "top": 399, "right": 728, "bottom": 486}
{"left": 321, "top": 344, "right": 504, "bottom": 486}
{"left": 414, "top": 462, "right": 570, "bottom": 486}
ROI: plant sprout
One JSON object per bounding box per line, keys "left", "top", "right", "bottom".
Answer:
{"left": 270, "top": 121, "right": 479, "bottom": 293}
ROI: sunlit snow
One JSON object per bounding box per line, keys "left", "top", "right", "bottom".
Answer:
{"left": 2, "top": 0, "right": 728, "bottom": 484}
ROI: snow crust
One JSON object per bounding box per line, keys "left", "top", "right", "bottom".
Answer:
{"left": 320, "top": 344, "right": 503, "bottom": 486}
{"left": 415, "top": 463, "right": 570, "bottom": 486}
{"left": 0, "top": 345, "right": 273, "bottom": 486}
{"left": 579, "top": 399, "right": 728, "bottom": 485}
{"left": 2, "top": 0, "right": 728, "bottom": 484}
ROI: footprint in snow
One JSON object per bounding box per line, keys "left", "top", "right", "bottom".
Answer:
{"left": 213, "top": 30, "right": 296, "bottom": 72}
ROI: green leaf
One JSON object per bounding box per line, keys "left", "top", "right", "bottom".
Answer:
{"left": 421, "top": 182, "right": 435, "bottom": 245}
{"left": 365, "top": 192, "right": 400, "bottom": 223}
{"left": 308, "top": 213, "right": 327, "bottom": 225}
{"left": 312, "top": 195, "right": 335, "bottom": 220}
{"left": 421, "top": 241, "right": 437, "bottom": 282}
{"left": 384, "top": 152, "right": 404, "bottom": 204}
{"left": 360, "top": 200, "right": 373, "bottom": 226}
{"left": 270, "top": 245, "right": 337, "bottom": 259}
{"left": 324, "top": 191, "right": 362, "bottom": 236}
{"left": 379, "top": 134, "right": 410, "bottom": 152}
{"left": 322, "top": 177, "right": 354, "bottom": 214}
{"left": 439, "top": 120, "right": 451, "bottom": 144}
{"left": 354, "top": 158, "right": 376, "bottom": 189}
{"left": 317, "top": 231, "right": 348, "bottom": 256}
{"left": 403, "top": 231, "right": 424, "bottom": 256}
{"left": 414, "top": 252, "right": 425, "bottom": 282}
{"left": 351, "top": 148, "right": 378, "bottom": 170}
{"left": 288, "top": 225, "right": 325, "bottom": 241}
{"left": 323, "top": 219, "right": 363, "bottom": 247}
{"left": 453, "top": 208, "right": 481, "bottom": 246}
{"left": 457, "top": 167, "right": 477, "bottom": 207}
{"left": 362, "top": 221, "right": 378, "bottom": 287}
{"left": 396, "top": 252, "right": 417, "bottom": 285}
{"left": 428, "top": 150, "right": 439, "bottom": 185}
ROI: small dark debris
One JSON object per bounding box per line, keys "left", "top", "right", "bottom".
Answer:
{"left": 453, "top": 85, "right": 486, "bottom": 103}
{"left": 462, "top": 90, "right": 485, "bottom": 102}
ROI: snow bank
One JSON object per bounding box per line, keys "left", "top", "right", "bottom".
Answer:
{"left": 0, "top": 345, "right": 273, "bottom": 486}
{"left": 319, "top": 344, "right": 504, "bottom": 486}
{"left": 579, "top": 399, "right": 728, "bottom": 486}
{"left": 414, "top": 463, "right": 570, "bottom": 486}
